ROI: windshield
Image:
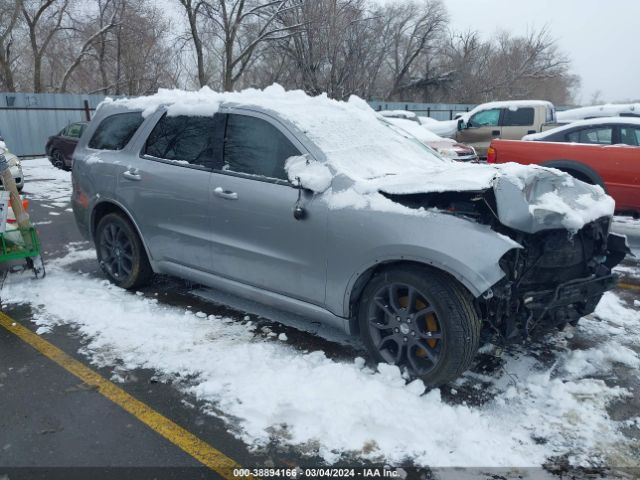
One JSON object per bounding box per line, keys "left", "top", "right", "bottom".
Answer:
{"left": 286, "top": 104, "right": 447, "bottom": 181}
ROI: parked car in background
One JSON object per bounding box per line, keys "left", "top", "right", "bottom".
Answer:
{"left": 522, "top": 117, "right": 640, "bottom": 145}
{"left": 488, "top": 139, "right": 640, "bottom": 214}
{"left": 379, "top": 111, "right": 478, "bottom": 161}
{"left": 46, "top": 121, "right": 87, "bottom": 170}
{"left": 557, "top": 103, "right": 640, "bottom": 122}
{"left": 454, "top": 100, "right": 557, "bottom": 158}
{"left": 0, "top": 141, "right": 24, "bottom": 192}
{"left": 72, "top": 87, "right": 626, "bottom": 386}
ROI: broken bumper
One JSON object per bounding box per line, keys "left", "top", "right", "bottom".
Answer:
{"left": 524, "top": 274, "right": 617, "bottom": 325}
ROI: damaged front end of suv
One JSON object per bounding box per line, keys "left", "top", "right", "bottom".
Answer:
{"left": 383, "top": 168, "right": 630, "bottom": 344}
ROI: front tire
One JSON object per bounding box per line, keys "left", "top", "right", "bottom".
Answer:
{"left": 358, "top": 266, "right": 481, "bottom": 386}
{"left": 95, "top": 213, "right": 153, "bottom": 289}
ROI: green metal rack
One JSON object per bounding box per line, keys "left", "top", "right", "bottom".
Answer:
{"left": 0, "top": 227, "right": 42, "bottom": 262}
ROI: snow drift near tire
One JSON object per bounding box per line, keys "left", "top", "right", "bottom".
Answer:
{"left": 358, "top": 267, "right": 481, "bottom": 386}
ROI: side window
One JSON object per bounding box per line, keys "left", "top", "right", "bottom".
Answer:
{"left": 59, "top": 126, "right": 69, "bottom": 136}
{"left": 566, "top": 127, "right": 613, "bottom": 145}
{"left": 469, "top": 109, "right": 500, "bottom": 127}
{"left": 546, "top": 106, "right": 556, "bottom": 123}
{"left": 88, "top": 112, "right": 144, "bottom": 150}
{"left": 502, "top": 107, "right": 534, "bottom": 126}
{"left": 144, "top": 114, "right": 224, "bottom": 169}
{"left": 223, "top": 114, "right": 301, "bottom": 181}
{"left": 67, "top": 123, "right": 84, "bottom": 138}
{"left": 619, "top": 127, "right": 640, "bottom": 146}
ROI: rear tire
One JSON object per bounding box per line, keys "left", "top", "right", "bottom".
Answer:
{"left": 358, "top": 266, "right": 481, "bottom": 386}
{"left": 95, "top": 213, "right": 153, "bottom": 289}
{"left": 51, "top": 150, "right": 66, "bottom": 170}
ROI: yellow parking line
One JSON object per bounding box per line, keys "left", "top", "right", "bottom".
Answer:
{"left": 0, "top": 312, "right": 247, "bottom": 479}
{"left": 618, "top": 282, "right": 640, "bottom": 291}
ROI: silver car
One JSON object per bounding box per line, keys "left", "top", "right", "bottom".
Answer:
{"left": 72, "top": 90, "right": 628, "bottom": 386}
{"left": 0, "top": 148, "right": 24, "bottom": 192}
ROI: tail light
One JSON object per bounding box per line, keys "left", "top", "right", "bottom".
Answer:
{"left": 487, "top": 146, "right": 497, "bottom": 164}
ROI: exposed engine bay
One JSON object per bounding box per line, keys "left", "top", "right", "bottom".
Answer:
{"left": 382, "top": 188, "right": 630, "bottom": 343}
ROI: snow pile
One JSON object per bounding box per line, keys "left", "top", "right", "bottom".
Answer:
{"left": 2, "top": 247, "right": 639, "bottom": 468}
{"left": 420, "top": 119, "right": 459, "bottom": 137}
{"left": 379, "top": 110, "right": 418, "bottom": 120}
{"left": 529, "top": 189, "right": 616, "bottom": 232}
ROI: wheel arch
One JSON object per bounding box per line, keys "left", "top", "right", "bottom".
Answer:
{"left": 345, "top": 259, "right": 484, "bottom": 335}
{"left": 542, "top": 159, "right": 607, "bottom": 191}
{"left": 91, "top": 200, "right": 155, "bottom": 268}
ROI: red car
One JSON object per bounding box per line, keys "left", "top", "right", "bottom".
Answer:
{"left": 488, "top": 139, "right": 640, "bottom": 214}
{"left": 45, "top": 121, "right": 87, "bottom": 170}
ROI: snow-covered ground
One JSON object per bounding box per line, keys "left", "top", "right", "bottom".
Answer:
{"left": 2, "top": 157, "right": 639, "bottom": 472}
{"left": 3, "top": 245, "right": 640, "bottom": 470}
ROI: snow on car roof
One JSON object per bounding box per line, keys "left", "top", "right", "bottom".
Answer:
{"left": 557, "top": 103, "right": 640, "bottom": 122}
{"left": 523, "top": 116, "right": 640, "bottom": 141}
{"left": 468, "top": 100, "right": 553, "bottom": 114}
{"left": 103, "top": 86, "right": 613, "bottom": 230}
{"left": 379, "top": 110, "right": 418, "bottom": 119}
{"left": 103, "top": 84, "right": 449, "bottom": 181}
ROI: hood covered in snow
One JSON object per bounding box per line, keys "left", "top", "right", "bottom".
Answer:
{"left": 366, "top": 162, "right": 615, "bottom": 233}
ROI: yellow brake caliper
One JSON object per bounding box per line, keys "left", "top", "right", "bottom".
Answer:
{"left": 399, "top": 296, "right": 439, "bottom": 356}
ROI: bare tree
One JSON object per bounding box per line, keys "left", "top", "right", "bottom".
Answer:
{"left": 380, "top": 0, "right": 447, "bottom": 98}
{"left": 198, "top": 0, "right": 303, "bottom": 91}
{"left": 425, "top": 26, "right": 578, "bottom": 104}
{"left": 56, "top": 0, "right": 120, "bottom": 92}
{"left": 0, "top": 0, "right": 22, "bottom": 91}
{"left": 115, "top": 2, "right": 174, "bottom": 94}
{"left": 22, "top": 0, "right": 70, "bottom": 92}
{"left": 176, "top": 0, "right": 208, "bottom": 87}
{"left": 1, "top": 0, "right": 579, "bottom": 104}
{"left": 256, "top": 0, "right": 387, "bottom": 99}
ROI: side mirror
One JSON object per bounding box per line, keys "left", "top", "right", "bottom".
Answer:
{"left": 285, "top": 156, "right": 332, "bottom": 193}
{"left": 457, "top": 118, "right": 465, "bottom": 131}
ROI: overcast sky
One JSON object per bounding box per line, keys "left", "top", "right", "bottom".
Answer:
{"left": 443, "top": 0, "right": 639, "bottom": 103}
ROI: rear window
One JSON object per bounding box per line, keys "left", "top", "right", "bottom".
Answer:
{"left": 144, "top": 114, "right": 224, "bottom": 169}
{"left": 89, "top": 112, "right": 144, "bottom": 150}
{"left": 620, "top": 126, "right": 640, "bottom": 146}
{"left": 502, "top": 107, "right": 534, "bottom": 126}
{"left": 545, "top": 106, "right": 555, "bottom": 123}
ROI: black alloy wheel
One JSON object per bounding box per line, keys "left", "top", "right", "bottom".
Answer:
{"left": 95, "top": 213, "right": 153, "bottom": 289}
{"left": 358, "top": 267, "right": 481, "bottom": 386}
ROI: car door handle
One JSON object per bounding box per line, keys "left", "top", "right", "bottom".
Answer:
{"left": 122, "top": 169, "right": 141, "bottom": 181}
{"left": 213, "top": 187, "right": 238, "bottom": 200}
{"left": 491, "top": 130, "right": 500, "bottom": 136}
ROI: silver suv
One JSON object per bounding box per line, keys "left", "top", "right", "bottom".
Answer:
{"left": 72, "top": 89, "right": 628, "bottom": 386}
